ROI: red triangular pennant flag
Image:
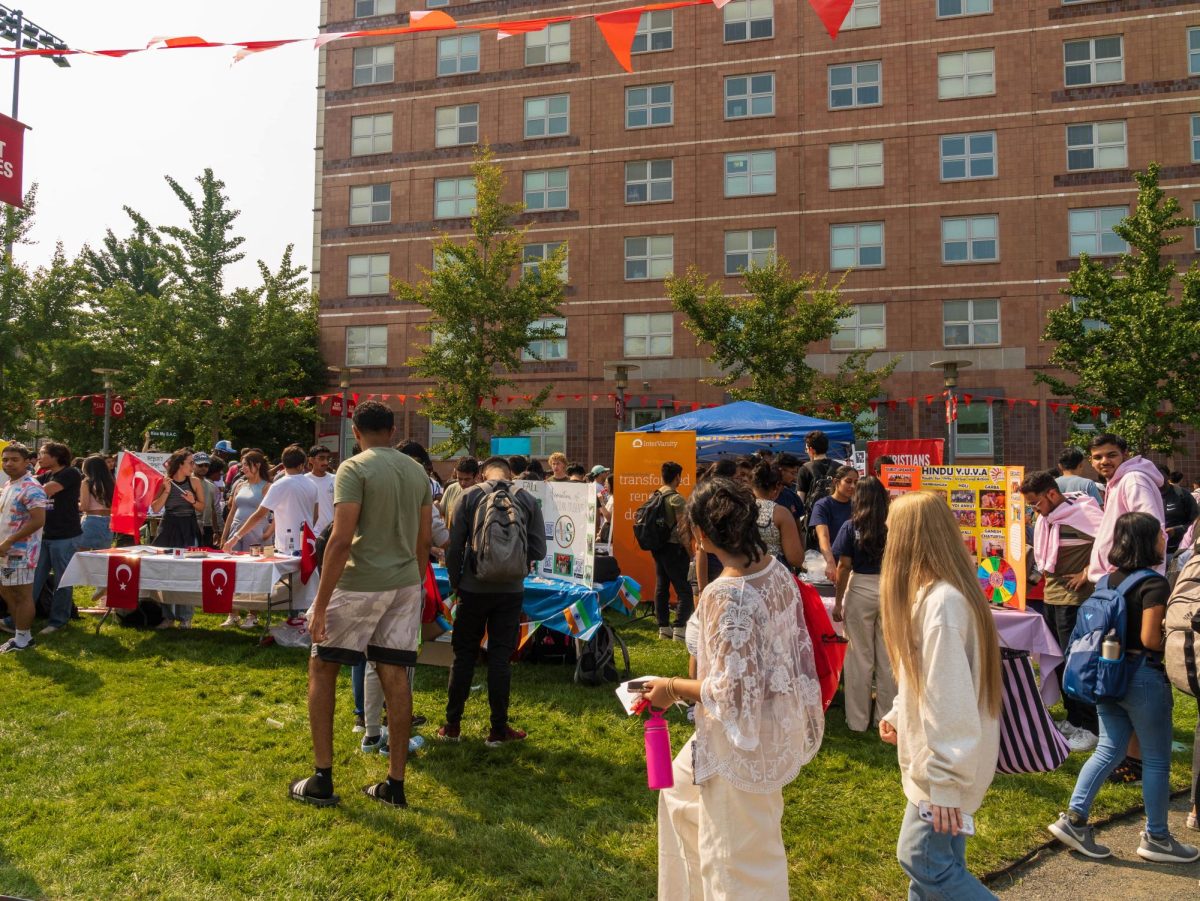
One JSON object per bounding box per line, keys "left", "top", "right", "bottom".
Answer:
{"left": 201, "top": 558, "right": 237, "bottom": 614}
{"left": 807, "top": 0, "right": 856, "bottom": 38}
{"left": 106, "top": 555, "right": 141, "bottom": 610}
{"left": 595, "top": 9, "right": 642, "bottom": 73}
{"left": 301, "top": 522, "right": 317, "bottom": 585}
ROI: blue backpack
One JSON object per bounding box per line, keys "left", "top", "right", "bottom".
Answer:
{"left": 1062, "top": 568, "right": 1158, "bottom": 704}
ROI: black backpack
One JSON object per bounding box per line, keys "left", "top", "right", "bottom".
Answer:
{"left": 574, "top": 624, "right": 631, "bottom": 686}
{"left": 633, "top": 490, "right": 674, "bottom": 552}
{"left": 525, "top": 625, "right": 577, "bottom": 665}
{"left": 803, "top": 459, "right": 839, "bottom": 548}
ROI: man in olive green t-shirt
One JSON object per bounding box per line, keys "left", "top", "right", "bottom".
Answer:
{"left": 290, "top": 401, "right": 432, "bottom": 811}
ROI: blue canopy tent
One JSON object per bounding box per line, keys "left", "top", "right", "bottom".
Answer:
{"left": 630, "top": 401, "right": 855, "bottom": 462}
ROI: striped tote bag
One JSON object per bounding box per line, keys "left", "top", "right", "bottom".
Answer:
{"left": 996, "top": 648, "right": 1070, "bottom": 775}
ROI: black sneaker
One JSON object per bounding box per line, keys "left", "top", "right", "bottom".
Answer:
{"left": 1048, "top": 812, "right": 1111, "bottom": 859}
{"left": 0, "top": 637, "right": 34, "bottom": 654}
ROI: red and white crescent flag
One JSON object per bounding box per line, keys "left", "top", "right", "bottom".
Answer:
{"left": 110, "top": 453, "right": 165, "bottom": 537}
{"left": 201, "top": 559, "right": 237, "bottom": 614}
{"left": 300, "top": 522, "right": 317, "bottom": 585}
{"left": 106, "top": 555, "right": 141, "bottom": 610}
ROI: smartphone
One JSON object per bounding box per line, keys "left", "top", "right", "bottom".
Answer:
{"left": 917, "top": 800, "right": 975, "bottom": 836}
{"left": 626, "top": 680, "right": 649, "bottom": 692}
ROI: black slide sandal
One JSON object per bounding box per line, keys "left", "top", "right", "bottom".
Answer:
{"left": 363, "top": 781, "right": 407, "bottom": 808}
{"left": 289, "top": 776, "right": 340, "bottom": 807}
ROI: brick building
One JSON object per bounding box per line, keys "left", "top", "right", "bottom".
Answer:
{"left": 313, "top": 0, "right": 1200, "bottom": 468}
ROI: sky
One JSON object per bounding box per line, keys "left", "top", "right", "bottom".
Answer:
{"left": 11, "top": 2, "right": 320, "bottom": 288}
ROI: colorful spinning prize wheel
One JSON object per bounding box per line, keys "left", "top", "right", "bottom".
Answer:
{"left": 978, "top": 556, "right": 1017, "bottom": 606}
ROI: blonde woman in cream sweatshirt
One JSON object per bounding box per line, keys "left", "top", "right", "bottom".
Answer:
{"left": 878, "top": 491, "right": 1002, "bottom": 900}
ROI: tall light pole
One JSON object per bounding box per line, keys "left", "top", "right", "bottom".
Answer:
{"left": 92, "top": 368, "right": 120, "bottom": 454}
{"left": 327, "top": 365, "right": 361, "bottom": 461}
{"left": 930, "top": 359, "right": 972, "bottom": 465}
{"left": 604, "top": 363, "right": 639, "bottom": 428}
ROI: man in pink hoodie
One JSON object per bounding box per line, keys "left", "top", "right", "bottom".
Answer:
{"left": 1086, "top": 432, "right": 1166, "bottom": 584}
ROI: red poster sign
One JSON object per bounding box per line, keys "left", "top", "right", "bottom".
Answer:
{"left": 92, "top": 396, "right": 105, "bottom": 417}
{"left": 0, "top": 112, "right": 28, "bottom": 209}
{"left": 105, "top": 555, "right": 140, "bottom": 610}
{"left": 201, "top": 559, "right": 237, "bottom": 614}
{"left": 329, "top": 395, "right": 344, "bottom": 417}
{"left": 866, "top": 439, "right": 945, "bottom": 475}
{"left": 111, "top": 396, "right": 126, "bottom": 419}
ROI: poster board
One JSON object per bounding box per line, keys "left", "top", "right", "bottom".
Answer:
{"left": 866, "top": 439, "right": 944, "bottom": 475}
{"left": 117, "top": 450, "right": 170, "bottom": 474}
{"left": 516, "top": 478, "right": 596, "bottom": 586}
{"left": 612, "top": 431, "right": 697, "bottom": 598}
{"left": 881, "top": 464, "right": 1027, "bottom": 610}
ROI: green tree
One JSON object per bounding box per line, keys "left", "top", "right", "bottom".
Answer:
{"left": 80, "top": 217, "right": 166, "bottom": 298}
{"left": 666, "top": 258, "right": 896, "bottom": 418}
{"left": 1039, "top": 164, "right": 1200, "bottom": 454}
{"left": 398, "top": 150, "right": 566, "bottom": 457}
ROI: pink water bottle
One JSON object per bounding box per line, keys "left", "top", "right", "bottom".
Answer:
{"left": 644, "top": 709, "right": 674, "bottom": 790}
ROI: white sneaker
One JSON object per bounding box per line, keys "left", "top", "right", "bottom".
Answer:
{"left": 219, "top": 615, "right": 240, "bottom": 628}
{"left": 1067, "top": 728, "right": 1099, "bottom": 753}
{"left": 239, "top": 613, "right": 259, "bottom": 630}
{"left": 1057, "top": 720, "right": 1078, "bottom": 738}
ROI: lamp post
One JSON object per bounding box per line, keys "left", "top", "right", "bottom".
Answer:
{"left": 327, "top": 365, "right": 362, "bottom": 461}
{"left": 604, "top": 363, "right": 639, "bottom": 427}
{"left": 930, "top": 359, "right": 972, "bottom": 465}
{"left": 92, "top": 367, "right": 120, "bottom": 454}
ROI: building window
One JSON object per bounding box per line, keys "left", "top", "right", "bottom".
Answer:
{"left": 522, "top": 318, "right": 568, "bottom": 361}
{"left": 1066, "top": 121, "right": 1127, "bottom": 171}
{"left": 942, "top": 215, "right": 999, "bottom": 263}
{"left": 434, "top": 177, "right": 477, "bottom": 219}
{"left": 436, "top": 35, "right": 480, "bottom": 77}
{"left": 1192, "top": 115, "right": 1200, "bottom": 163}
{"left": 831, "top": 303, "right": 886, "bottom": 351}
{"left": 723, "top": 0, "right": 773, "bottom": 42}
{"left": 724, "top": 73, "right": 775, "bottom": 119}
{"left": 522, "top": 242, "right": 568, "bottom": 281}
{"left": 1069, "top": 206, "right": 1128, "bottom": 257}
{"left": 526, "top": 22, "right": 571, "bottom": 65}
{"left": 351, "top": 114, "right": 393, "bottom": 156}
{"left": 632, "top": 10, "right": 673, "bottom": 53}
{"left": 425, "top": 0, "right": 448, "bottom": 7}
{"left": 724, "top": 229, "right": 776, "bottom": 275}
{"left": 526, "top": 411, "right": 568, "bottom": 457}
{"left": 524, "top": 95, "right": 570, "bottom": 138}
{"left": 1070, "top": 297, "right": 1109, "bottom": 333}
{"left": 356, "top": 0, "right": 396, "bottom": 14}
{"left": 1195, "top": 201, "right": 1200, "bottom": 249}
{"left": 1190, "top": 28, "right": 1200, "bottom": 76}
{"left": 630, "top": 408, "right": 669, "bottom": 428}
{"left": 625, "top": 159, "right": 674, "bottom": 204}
{"left": 353, "top": 45, "right": 394, "bottom": 87}
{"left": 936, "top": 0, "right": 991, "bottom": 17}
{"left": 842, "top": 0, "right": 880, "bottom": 30}
{"left": 830, "top": 222, "right": 884, "bottom": 270}
{"left": 523, "top": 169, "right": 569, "bottom": 211}
{"left": 724, "top": 150, "right": 776, "bottom": 197}
{"left": 626, "top": 84, "right": 673, "bottom": 129}
{"left": 937, "top": 49, "right": 995, "bottom": 99}
{"left": 828, "top": 61, "right": 881, "bottom": 109}
{"left": 346, "top": 325, "right": 387, "bottom": 366}
{"left": 956, "top": 403, "right": 993, "bottom": 458}
{"left": 1063, "top": 36, "right": 1123, "bottom": 86}
{"left": 624, "top": 236, "right": 674, "bottom": 281}
{"left": 829, "top": 141, "right": 883, "bottom": 189}
{"left": 940, "top": 132, "right": 996, "bottom": 180}
{"left": 434, "top": 104, "right": 478, "bottom": 148}
{"left": 624, "top": 313, "right": 674, "bottom": 357}
{"left": 347, "top": 254, "right": 390, "bottom": 296}
{"left": 349, "top": 185, "right": 391, "bottom": 225}
{"left": 943, "top": 299, "right": 1000, "bottom": 347}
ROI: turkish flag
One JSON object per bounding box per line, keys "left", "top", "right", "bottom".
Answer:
{"left": 201, "top": 559, "right": 237, "bottom": 614}
{"left": 110, "top": 453, "right": 165, "bottom": 537}
{"left": 106, "top": 555, "right": 140, "bottom": 610}
{"left": 0, "top": 112, "right": 29, "bottom": 208}
{"left": 300, "top": 522, "right": 318, "bottom": 584}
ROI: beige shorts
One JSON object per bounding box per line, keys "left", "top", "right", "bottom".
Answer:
{"left": 0, "top": 566, "right": 35, "bottom": 587}
{"left": 310, "top": 582, "right": 422, "bottom": 667}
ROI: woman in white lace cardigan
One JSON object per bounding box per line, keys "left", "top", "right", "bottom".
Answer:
{"left": 642, "top": 477, "right": 825, "bottom": 900}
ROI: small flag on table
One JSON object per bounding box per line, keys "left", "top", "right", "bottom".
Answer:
{"left": 617, "top": 577, "right": 641, "bottom": 614}
{"left": 518, "top": 619, "right": 541, "bottom": 649}
{"left": 106, "top": 555, "right": 140, "bottom": 610}
{"left": 300, "top": 522, "right": 317, "bottom": 585}
{"left": 201, "top": 558, "right": 237, "bottom": 614}
{"left": 562, "top": 601, "right": 601, "bottom": 639}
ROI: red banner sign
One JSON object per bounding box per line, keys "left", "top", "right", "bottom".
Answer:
{"left": 105, "top": 555, "right": 140, "bottom": 610}
{"left": 201, "top": 559, "right": 237, "bottom": 614}
{"left": 329, "top": 395, "right": 344, "bottom": 417}
{"left": 866, "top": 439, "right": 945, "bottom": 476}
{"left": 92, "top": 396, "right": 105, "bottom": 417}
{"left": 0, "top": 112, "right": 27, "bottom": 209}
{"left": 111, "top": 396, "right": 126, "bottom": 419}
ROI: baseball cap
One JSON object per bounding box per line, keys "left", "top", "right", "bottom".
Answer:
{"left": 192, "top": 452, "right": 211, "bottom": 465}
{"left": 589, "top": 465, "right": 610, "bottom": 477}
{"left": 214, "top": 440, "right": 236, "bottom": 453}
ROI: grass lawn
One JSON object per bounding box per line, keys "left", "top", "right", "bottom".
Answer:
{"left": 0, "top": 603, "right": 1195, "bottom": 900}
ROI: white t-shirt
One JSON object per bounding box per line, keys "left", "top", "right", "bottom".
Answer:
{"left": 304, "top": 471, "right": 335, "bottom": 534}
{"left": 261, "top": 472, "right": 320, "bottom": 554}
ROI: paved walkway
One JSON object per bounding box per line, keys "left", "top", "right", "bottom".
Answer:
{"left": 993, "top": 795, "right": 1199, "bottom": 898}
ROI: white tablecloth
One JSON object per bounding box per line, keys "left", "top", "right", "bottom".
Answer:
{"left": 60, "top": 548, "right": 317, "bottom": 611}
{"left": 992, "top": 606, "right": 1064, "bottom": 706}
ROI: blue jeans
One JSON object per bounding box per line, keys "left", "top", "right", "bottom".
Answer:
{"left": 1068, "top": 659, "right": 1175, "bottom": 836}
{"left": 351, "top": 662, "right": 366, "bottom": 717}
{"left": 896, "top": 803, "right": 995, "bottom": 900}
{"left": 33, "top": 535, "right": 82, "bottom": 628}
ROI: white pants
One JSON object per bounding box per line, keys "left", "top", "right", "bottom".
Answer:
{"left": 658, "top": 738, "right": 788, "bottom": 900}
{"left": 842, "top": 572, "right": 896, "bottom": 732}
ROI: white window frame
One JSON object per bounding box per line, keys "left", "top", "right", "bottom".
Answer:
{"left": 937, "top": 49, "right": 995, "bottom": 99}
{"left": 353, "top": 45, "right": 394, "bottom": 87}
{"left": 724, "top": 73, "right": 775, "bottom": 119}
{"left": 831, "top": 303, "right": 886, "bottom": 351}
{"left": 1070, "top": 296, "right": 1109, "bottom": 333}
{"left": 956, "top": 403, "right": 994, "bottom": 458}
{"left": 724, "top": 150, "right": 776, "bottom": 197}
{"left": 625, "top": 159, "right": 674, "bottom": 204}
{"left": 526, "top": 411, "right": 568, "bottom": 457}
{"left": 841, "top": 0, "right": 880, "bottom": 30}
{"left": 525, "top": 22, "right": 571, "bottom": 65}
{"left": 434, "top": 177, "right": 477, "bottom": 219}
{"left": 632, "top": 10, "right": 674, "bottom": 54}
{"left": 940, "top": 131, "right": 996, "bottom": 181}
{"left": 941, "top": 215, "right": 999, "bottom": 264}
{"left": 1066, "top": 121, "right": 1127, "bottom": 171}
{"left": 434, "top": 103, "right": 478, "bottom": 148}
{"left": 522, "top": 317, "right": 568, "bottom": 362}
{"left": 1190, "top": 27, "right": 1200, "bottom": 76}
{"left": 623, "top": 313, "right": 674, "bottom": 358}
{"left": 524, "top": 95, "right": 570, "bottom": 139}
{"left": 355, "top": 0, "right": 396, "bottom": 16}
{"left": 1063, "top": 36, "right": 1124, "bottom": 87}
{"left": 1195, "top": 201, "right": 1200, "bottom": 250}
{"left": 625, "top": 83, "right": 674, "bottom": 129}
{"left": 1192, "top": 114, "right": 1200, "bottom": 164}
{"left": 630, "top": 408, "right": 669, "bottom": 428}
{"left": 346, "top": 325, "right": 388, "bottom": 366}
{"left": 523, "top": 169, "right": 569, "bottom": 211}
{"left": 829, "top": 141, "right": 884, "bottom": 189}
{"left": 624, "top": 236, "right": 674, "bottom": 281}
{"left": 436, "top": 34, "right": 480, "bottom": 77}
{"left": 1069, "top": 206, "right": 1129, "bottom": 257}
{"left": 351, "top": 114, "right": 393, "bottom": 156}
{"left": 724, "top": 228, "right": 776, "bottom": 276}
{"left": 521, "top": 242, "right": 568, "bottom": 282}
{"left": 723, "top": 0, "right": 774, "bottom": 43}
{"left": 349, "top": 184, "right": 391, "bottom": 226}
{"left": 942, "top": 299, "right": 1000, "bottom": 348}
{"left": 828, "top": 60, "right": 882, "bottom": 110}
{"left": 347, "top": 254, "right": 390, "bottom": 296}
{"left": 936, "top": 0, "right": 991, "bottom": 18}
{"left": 830, "top": 222, "right": 884, "bottom": 270}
